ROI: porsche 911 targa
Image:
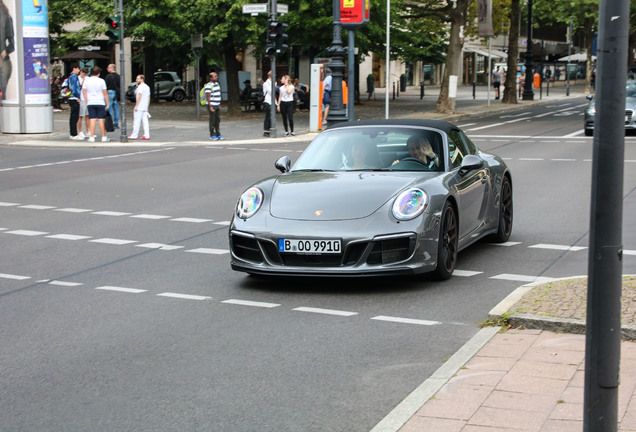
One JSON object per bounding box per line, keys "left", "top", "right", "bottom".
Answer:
{"left": 229, "top": 119, "right": 513, "bottom": 279}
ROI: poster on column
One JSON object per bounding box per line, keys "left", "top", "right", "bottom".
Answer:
{"left": 1, "top": 0, "right": 18, "bottom": 104}
{"left": 22, "top": 0, "right": 49, "bottom": 104}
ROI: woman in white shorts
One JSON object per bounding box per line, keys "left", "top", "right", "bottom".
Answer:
{"left": 77, "top": 67, "right": 89, "bottom": 139}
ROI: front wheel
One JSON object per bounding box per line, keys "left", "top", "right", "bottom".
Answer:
{"left": 492, "top": 176, "right": 513, "bottom": 243}
{"left": 433, "top": 201, "right": 458, "bottom": 280}
{"left": 172, "top": 89, "right": 186, "bottom": 102}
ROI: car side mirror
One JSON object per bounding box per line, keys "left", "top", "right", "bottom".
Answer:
{"left": 586, "top": 94, "right": 593, "bottom": 101}
{"left": 458, "top": 154, "right": 484, "bottom": 176}
{"left": 275, "top": 156, "right": 291, "bottom": 173}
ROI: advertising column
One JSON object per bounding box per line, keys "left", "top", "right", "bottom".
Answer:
{"left": 1, "top": 0, "right": 52, "bottom": 133}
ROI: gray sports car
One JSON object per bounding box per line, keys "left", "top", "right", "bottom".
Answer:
{"left": 584, "top": 80, "right": 636, "bottom": 136}
{"left": 229, "top": 119, "right": 513, "bottom": 279}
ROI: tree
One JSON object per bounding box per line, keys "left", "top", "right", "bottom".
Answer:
{"left": 502, "top": 0, "right": 520, "bottom": 103}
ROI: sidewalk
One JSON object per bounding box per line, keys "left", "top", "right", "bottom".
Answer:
{"left": 1, "top": 83, "right": 588, "bottom": 147}
{"left": 373, "top": 276, "right": 636, "bottom": 432}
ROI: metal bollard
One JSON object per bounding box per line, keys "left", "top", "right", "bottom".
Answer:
{"left": 396, "top": 80, "right": 399, "bottom": 98}
{"left": 393, "top": 82, "right": 395, "bottom": 100}
{"left": 546, "top": 78, "right": 550, "bottom": 97}
{"left": 472, "top": 82, "right": 476, "bottom": 100}
{"left": 420, "top": 81, "right": 425, "bottom": 99}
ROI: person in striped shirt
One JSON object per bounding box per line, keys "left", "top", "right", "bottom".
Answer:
{"left": 205, "top": 71, "right": 224, "bottom": 140}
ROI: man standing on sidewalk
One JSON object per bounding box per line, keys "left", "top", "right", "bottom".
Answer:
{"left": 205, "top": 71, "right": 224, "bottom": 140}
{"left": 127, "top": 74, "right": 150, "bottom": 140}
{"left": 262, "top": 71, "right": 272, "bottom": 137}
{"left": 105, "top": 64, "right": 120, "bottom": 129}
{"left": 82, "top": 66, "right": 110, "bottom": 143}
{"left": 68, "top": 64, "right": 82, "bottom": 140}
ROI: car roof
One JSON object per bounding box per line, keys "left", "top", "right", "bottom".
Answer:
{"left": 326, "top": 119, "right": 460, "bottom": 134}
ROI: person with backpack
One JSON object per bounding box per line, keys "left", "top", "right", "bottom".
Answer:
{"left": 68, "top": 64, "right": 83, "bottom": 140}
{"left": 204, "top": 71, "right": 224, "bottom": 140}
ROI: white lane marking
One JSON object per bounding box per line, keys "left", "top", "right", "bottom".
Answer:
{"left": 492, "top": 241, "right": 522, "bottom": 247}
{"left": 92, "top": 211, "right": 132, "bottom": 216}
{"left": 466, "top": 122, "right": 505, "bottom": 131}
{"left": 214, "top": 221, "right": 231, "bottom": 226}
{"left": 131, "top": 214, "right": 172, "bottom": 220}
{"left": 136, "top": 243, "right": 185, "bottom": 251}
{"left": 170, "top": 217, "right": 212, "bottom": 223}
{"left": 54, "top": 208, "right": 93, "bottom": 213}
{"left": 0, "top": 202, "right": 19, "bottom": 206}
{"left": 540, "top": 141, "right": 560, "bottom": 143}
{"left": 564, "top": 130, "right": 586, "bottom": 138}
{"left": 530, "top": 243, "right": 587, "bottom": 251}
{"left": 89, "top": 238, "right": 138, "bottom": 245}
{"left": 500, "top": 113, "right": 528, "bottom": 118}
{"left": 293, "top": 307, "right": 358, "bottom": 317}
{"left": 457, "top": 123, "right": 477, "bottom": 127}
{"left": 221, "top": 299, "right": 281, "bottom": 308}
{"left": 0, "top": 168, "right": 15, "bottom": 171}
{"left": 4, "top": 230, "right": 49, "bottom": 236}
{"left": 96, "top": 286, "right": 147, "bottom": 294}
{"left": 551, "top": 158, "right": 577, "bottom": 162}
{"left": 504, "top": 117, "right": 533, "bottom": 124}
{"left": 624, "top": 250, "right": 636, "bottom": 256}
{"left": 186, "top": 248, "right": 229, "bottom": 255}
{"left": 18, "top": 205, "right": 55, "bottom": 210}
{"left": 157, "top": 292, "right": 211, "bottom": 301}
{"left": 48, "top": 280, "right": 83, "bottom": 287}
{"left": 47, "top": 234, "right": 93, "bottom": 240}
{"left": 0, "top": 273, "right": 31, "bottom": 280}
{"left": 371, "top": 316, "right": 441, "bottom": 326}
{"left": 490, "top": 274, "right": 555, "bottom": 283}
{"left": 519, "top": 158, "right": 544, "bottom": 161}
{"left": 453, "top": 270, "right": 483, "bottom": 277}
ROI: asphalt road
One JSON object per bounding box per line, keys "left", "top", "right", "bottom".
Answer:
{"left": 1, "top": 97, "right": 636, "bottom": 431}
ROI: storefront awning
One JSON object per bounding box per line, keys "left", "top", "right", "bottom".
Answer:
{"left": 464, "top": 46, "right": 508, "bottom": 59}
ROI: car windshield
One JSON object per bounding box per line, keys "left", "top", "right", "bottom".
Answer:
{"left": 627, "top": 81, "right": 636, "bottom": 98}
{"left": 292, "top": 126, "right": 445, "bottom": 172}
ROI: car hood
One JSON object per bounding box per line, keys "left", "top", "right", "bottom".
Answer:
{"left": 269, "top": 171, "right": 434, "bottom": 221}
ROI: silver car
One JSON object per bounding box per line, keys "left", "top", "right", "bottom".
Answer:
{"left": 584, "top": 80, "right": 636, "bottom": 136}
{"left": 229, "top": 119, "right": 513, "bottom": 279}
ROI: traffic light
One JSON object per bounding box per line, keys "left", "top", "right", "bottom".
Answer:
{"left": 105, "top": 16, "right": 120, "bottom": 43}
{"left": 265, "top": 20, "right": 288, "bottom": 56}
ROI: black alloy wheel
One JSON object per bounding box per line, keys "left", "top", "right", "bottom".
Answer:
{"left": 493, "top": 176, "right": 513, "bottom": 243}
{"left": 434, "top": 201, "right": 458, "bottom": 280}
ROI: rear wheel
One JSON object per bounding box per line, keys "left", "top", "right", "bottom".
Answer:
{"left": 492, "top": 176, "right": 513, "bottom": 243}
{"left": 433, "top": 201, "right": 458, "bottom": 280}
{"left": 584, "top": 128, "right": 593, "bottom": 136}
{"left": 173, "top": 89, "right": 186, "bottom": 102}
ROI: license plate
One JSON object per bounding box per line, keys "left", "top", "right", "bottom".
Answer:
{"left": 278, "top": 238, "right": 341, "bottom": 254}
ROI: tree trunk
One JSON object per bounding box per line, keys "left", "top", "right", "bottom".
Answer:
{"left": 502, "top": 0, "right": 520, "bottom": 104}
{"left": 584, "top": 22, "right": 595, "bottom": 93}
{"left": 223, "top": 45, "right": 242, "bottom": 117}
{"left": 435, "top": 7, "right": 465, "bottom": 114}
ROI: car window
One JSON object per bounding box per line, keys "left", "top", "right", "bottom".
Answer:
{"left": 627, "top": 81, "right": 636, "bottom": 97}
{"left": 292, "top": 127, "right": 444, "bottom": 172}
{"left": 457, "top": 130, "right": 478, "bottom": 155}
{"left": 448, "top": 130, "right": 466, "bottom": 169}
{"left": 155, "top": 73, "right": 172, "bottom": 82}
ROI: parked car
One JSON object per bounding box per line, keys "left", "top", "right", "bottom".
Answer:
{"left": 584, "top": 80, "right": 636, "bottom": 136}
{"left": 126, "top": 71, "right": 186, "bottom": 102}
{"left": 229, "top": 119, "right": 513, "bottom": 279}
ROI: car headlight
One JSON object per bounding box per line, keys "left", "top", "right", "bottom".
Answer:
{"left": 392, "top": 188, "right": 428, "bottom": 221}
{"left": 237, "top": 187, "right": 263, "bottom": 219}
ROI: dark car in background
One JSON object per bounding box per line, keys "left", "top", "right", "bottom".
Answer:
{"left": 584, "top": 80, "right": 636, "bottom": 136}
{"left": 126, "top": 71, "right": 186, "bottom": 102}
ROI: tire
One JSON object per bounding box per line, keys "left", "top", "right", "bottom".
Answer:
{"left": 172, "top": 89, "right": 186, "bottom": 102}
{"left": 492, "top": 176, "right": 513, "bottom": 243}
{"left": 585, "top": 128, "right": 593, "bottom": 136}
{"left": 433, "top": 201, "right": 458, "bottom": 280}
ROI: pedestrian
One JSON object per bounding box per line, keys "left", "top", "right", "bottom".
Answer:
{"left": 82, "top": 65, "right": 110, "bottom": 142}
{"left": 127, "top": 74, "right": 150, "bottom": 140}
{"left": 105, "top": 63, "right": 120, "bottom": 129}
{"left": 67, "top": 65, "right": 84, "bottom": 140}
{"left": 321, "top": 69, "right": 332, "bottom": 125}
{"left": 0, "top": 0, "right": 15, "bottom": 102}
{"left": 277, "top": 74, "right": 295, "bottom": 136}
{"left": 492, "top": 66, "right": 502, "bottom": 99}
{"left": 204, "top": 71, "right": 224, "bottom": 140}
{"left": 77, "top": 67, "right": 89, "bottom": 139}
{"left": 262, "top": 71, "right": 272, "bottom": 137}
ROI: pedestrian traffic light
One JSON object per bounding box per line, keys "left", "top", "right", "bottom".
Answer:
{"left": 265, "top": 20, "right": 277, "bottom": 56}
{"left": 105, "top": 16, "right": 120, "bottom": 43}
{"left": 265, "top": 20, "right": 288, "bottom": 56}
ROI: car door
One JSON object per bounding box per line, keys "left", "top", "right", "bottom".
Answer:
{"left": 447, "top": 129, "right": 490, "bottom": 241}
{"left": 154, "top": 72, "right": 172, "bottom": 98}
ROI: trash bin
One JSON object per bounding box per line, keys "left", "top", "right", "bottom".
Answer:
{"left": 366, "top": 74, "right": 374, "bottom": 100}
{"left": 400, "top": 74, "right": 407, "bottom": 92}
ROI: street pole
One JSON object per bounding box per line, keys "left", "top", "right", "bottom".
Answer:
{"left": 583, "top": 0, "right": 629, "bottom": 428}
{"left": 385, "top": 0, "right": 390, "bottom": 119}
{"left": 348, "top": 30, "right": 355, "bottom": 121}
{"left": 269, "top": 0, "right": 277, "bottom": 137}
{"left": 567, "top": 18, "right": 572, "bottom": 96}
{"left": 118, "top": 0, "right": 126, "bottom": 142}
{"left": 522, "top": 0, "right": 534, "bottom": 100}
{"left": 326, "top": 0, "right": 348, "bottom": 123}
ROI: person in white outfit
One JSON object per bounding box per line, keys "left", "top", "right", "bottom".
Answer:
{"left": 128, "top": 74, "right": 150, "bottom": 140}
{"left": 82, "top": 66, "right": 110, "bottom": 142}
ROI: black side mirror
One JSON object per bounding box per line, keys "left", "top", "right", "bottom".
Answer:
{"left": 586, "top": 94, "right": 594, "bottom": 101}
{"left": 458, "top": 154, "right": 484, "bottom": 176}
{"left": 275, "top": 156, "right": 291, "bottom": 173}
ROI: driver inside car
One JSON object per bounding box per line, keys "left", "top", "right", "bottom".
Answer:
{"left": 392, "top": 135, "right": 440, "bottom": 169}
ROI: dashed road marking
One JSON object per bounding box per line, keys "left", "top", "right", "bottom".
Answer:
{"left": 293, "top": 307, "right": 358, "bottom": 317}
{"left": 131, "top": 214, "right": 172, "bottom": 220}
{"left": 48, "top": 280, "right": 83, "bottom": 287}
{"left": 19, "top": 205, "right": 55, "bottom": 210}
{"left": 221, "top": 299, "right": 281, "bottom": 308}
{"left": 490, "top": 274, "right": 555, "bottom": 283}
{"left": 0, "top": 273, "right": 31, "bottom": 280}
{"left": 371, "top": 316, "right": 441, "bottom": 326}
{"left": 530, "top": 243, "right": 587, "bottom": 252}
{"left": 136, "top": 243, "right": 185, "bottom": 251}
{"left": 92, "top": 211, "right": 132, "bottom": 217}
{"left": 89, "top": 238, "right": 138, "bottom": 245}
{"left": 170, "top": 217, "right": 212, "bottom": 223}
{"left": 5, "top": 229, "right": 48, "bottom": 236}
{"left": 453, "top": 270, "right": 483, "bottom": 277}
{"left": 47, "top": 234, "right": 92, "bottom": 240}
{"left": 157, "top": 292, "right": 211, "bottom": 301}
{"left": 185, "top": 248, "right": 229, "bottom": 255}
{"left": 54, "top": 208, "right": 93, "bottom": 213}
{"left": 95, "top": 286, "right": 147, "bottom": 294}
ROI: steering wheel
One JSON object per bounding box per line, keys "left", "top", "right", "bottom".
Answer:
{"left": 399, "top": 157, "right": 430, "bottom": 167}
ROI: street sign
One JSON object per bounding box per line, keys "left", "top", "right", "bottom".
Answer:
{"left": 242, "top": 3, "right": 288, "bottom": 15}
{"left": 78, "top": 45, "right": 101, "bottom": 51}
{"left": 340, "top": 0, "right": 368, "bottom": 29}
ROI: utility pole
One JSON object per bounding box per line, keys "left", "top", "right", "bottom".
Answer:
{"left": 583, "top": 0, "right": 629, "bottom": 429}
{"left": 268, "top": 0, "right": 278, "bottom": 137}
{"left": 117, "top": 0, "right": 126, "bottom": 142}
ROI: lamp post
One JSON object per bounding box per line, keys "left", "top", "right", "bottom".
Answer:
{"left": 522, "top": 0, "right": 534, "bottom": 100}
{"left": 326, "top": 0, "right": 348, "bottom": 122}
